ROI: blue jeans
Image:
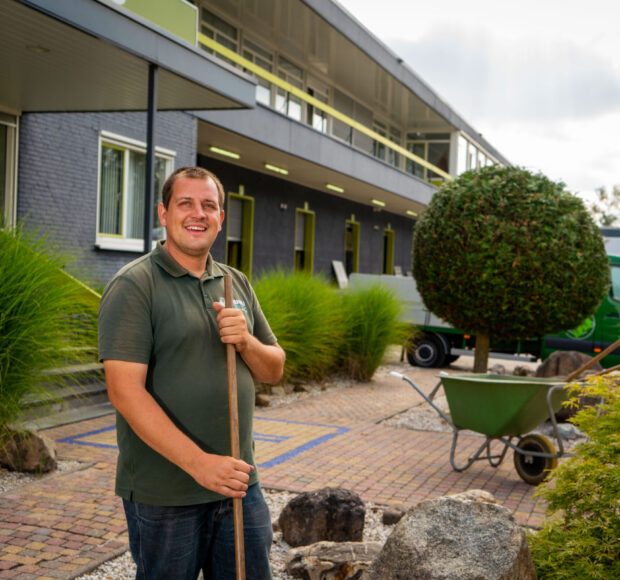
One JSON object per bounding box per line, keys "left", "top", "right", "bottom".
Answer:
{"left": 123, "top": 484, "right": 273, "bottom": 580}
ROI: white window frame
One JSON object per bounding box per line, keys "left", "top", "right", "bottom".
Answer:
{"left": 0, "top": 111, "right": 19, "bottom": 228}
{"left": 95, "top": 131, "right": 175, "bottom": 252}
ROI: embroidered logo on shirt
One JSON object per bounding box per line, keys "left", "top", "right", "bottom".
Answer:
{"left": 217, "top": 298, "right": 248, "bottom": 314}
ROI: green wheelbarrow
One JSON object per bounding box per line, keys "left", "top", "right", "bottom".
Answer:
{"left": 390, "top": 371, "right": 570, "bottom": 485}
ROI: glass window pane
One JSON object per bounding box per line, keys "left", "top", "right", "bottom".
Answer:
{"left": 99, "top": 146, "right": 124, "bottom": 235}
{"left": 611, "top": 265, "right": 620, "bottom": 301}
{"left": 0, "top": 125, "right": 6, "bottom": 215}
{"left": 295, "top": 211, "right": 305, "bottom": 250}
{"left": 153, "top": 157, "right": 168, "bottom": 240}
{"left": 127, "top": 151, "right": 146, "bottom": 239}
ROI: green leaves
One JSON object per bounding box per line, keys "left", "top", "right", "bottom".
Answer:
{"left": 413, "top": 166, "right": 609, "bottom": 341}
{"left": 528, "top": 375, "right": 620, "bottom": 579}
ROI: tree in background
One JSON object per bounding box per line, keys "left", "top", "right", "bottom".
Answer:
{"left": 413, "top": 165, "right": 609, "bottom": 372}
{"left": 587, "top": 185, "right": 620, "bottom": 226}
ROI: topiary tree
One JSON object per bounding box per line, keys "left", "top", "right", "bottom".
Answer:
{"left": 413, "top": 165, "right": 609, "bottom": 372}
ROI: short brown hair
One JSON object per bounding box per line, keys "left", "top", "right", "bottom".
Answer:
{"left": 161, "top": 166, "right": 225, "bottom": 210}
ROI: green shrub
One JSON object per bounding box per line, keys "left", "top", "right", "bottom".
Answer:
{"left": 0, "top": 223, "right": 96, "bottom": 427}
{"left": 528, "top": 374, "right": 620, "bottom": 579}
{"left": 339, "top": 284, "right": 406, "bottom": 381}
{"left": 253, "top": 269, "right": 343, "bottom": 382}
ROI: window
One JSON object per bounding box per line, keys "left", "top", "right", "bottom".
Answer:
{"left": 294, "top": 207, "right": 315, "bottom": 274}
{"left": 242, "top": 38, "right": 273, "bottom": 106}
{"left": 226, "top": 191, "right": 254, "bottom": 278}
{"left": 382, "top": 228, "right": 395, "bottom": 275}
{"left": 345, "top": 219, "right": 360, "bottom": 275}
{"left": 611, "top": 265, "right": 620, "bottom": 302}
{"left": 199, "top": 7, "right": 238, "bottom": 67}
{"left": 406, "top": 133, "right": 450, "bottom": 183}
{"left": 276, "top": 57, "right": 303, "bottom": 121}
{"left": 388, "top": 126, "right": 402, "bottom": 168}
{"left": 97, "top": 133, "right": 174, "bottom": 252}
{"left": 372, "top": 121, "right": 387, "bottom": 161}
{"left": 307, "top": 81, "right": 329, "bottom": 134}
{"left": 0, "top": 113, "right": 18, "bottom": 227}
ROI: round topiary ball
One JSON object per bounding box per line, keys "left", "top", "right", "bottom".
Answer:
{"left": 413, "top": 165, "right": 609, "bottom": 339}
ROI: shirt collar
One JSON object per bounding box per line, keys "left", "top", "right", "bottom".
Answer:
{"left": 152, "top": 241, "right": 225, "bottom": 280}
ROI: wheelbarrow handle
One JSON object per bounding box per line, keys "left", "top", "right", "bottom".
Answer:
{"left": 390, "top": 372, "right": 454, "bottom": 427}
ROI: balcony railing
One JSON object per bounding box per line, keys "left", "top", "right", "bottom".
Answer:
{"left": 198, "top": 33, "right": 453, "bottom": 183}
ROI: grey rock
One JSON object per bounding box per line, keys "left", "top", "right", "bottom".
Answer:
{"left": 255, "top": 393, "right": 271, "bottom": 407}
{"left": 535, "top": 350, "right": 602, "bottom": 379}
{"left": 488, "top": 364, "right": 506, "bottom": 375}
{"left": 279, "top": 487, "right": 365, "bottom": 547}
{"left": 512, "top": 365, "right": 534, "bottom": 377}
{"left": 536, "top": 351, "right": 603, "bottom": 420}
{"left": 286, "top": 541, "right": 382, "bottom": 579}
{"left": 0, "top": 426, "right": 57, "bottom": 473}
{"left": 364, "top": 494, "right": 537, "bottom": 580}
{"left": 382, "top": 507, "right": 406, "bottom": 526}
{"left": 446, "top": 489, "right": 498, "bottom": 504}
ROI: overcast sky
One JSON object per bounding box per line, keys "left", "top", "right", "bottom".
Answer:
{"left": 336, "top": 0, "right": 620, "bottom": 202}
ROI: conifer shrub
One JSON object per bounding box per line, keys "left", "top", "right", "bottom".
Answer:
{"left": 528, "top": 374, "right": 620, "bottom": 579}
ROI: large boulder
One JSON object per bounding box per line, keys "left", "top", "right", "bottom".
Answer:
{"left": 279, "top": 487, "right": 365, "bottom": 547}
{"left": 535, "top": 350, "right": 602, "bottom": 378}
{"left": 364, "top": 492, "right": 536, "bottom": 580}
{"left": 536, "top": 351, "right": 603, "bottom": 420}
{"left": 286, "top": 541, "right": 382, "bottom": 579}
{"left": 0, "top": 425, "right": 57, "bottom": 473}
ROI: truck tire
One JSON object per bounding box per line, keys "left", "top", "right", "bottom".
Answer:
{"left": 407, "top": 335, "right": 447, "bottom": 367}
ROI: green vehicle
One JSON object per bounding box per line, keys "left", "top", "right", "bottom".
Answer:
{"left": 349, "top": 242, "right": 620, "bottom": 369}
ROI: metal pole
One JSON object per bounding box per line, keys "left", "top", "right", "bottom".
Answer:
{"left": 224, "top": 275, "right": 246, "bottom": 579}
{"left": 143, "top": 63, "right": 158, "bottom": 254}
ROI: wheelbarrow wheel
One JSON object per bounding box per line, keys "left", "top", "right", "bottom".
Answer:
{"left": 513, "top": 434, "right": 558, "bottom": 485}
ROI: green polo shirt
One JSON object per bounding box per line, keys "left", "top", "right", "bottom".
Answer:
{"left": 98, "top": 242, "right": 277, "bottom": 506}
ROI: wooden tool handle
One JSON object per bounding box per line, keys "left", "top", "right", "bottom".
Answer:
{"left": 224, "top": 275, "right": 245, "bottom": 580}
{"left": 565, "top": 336, "right": 620, "bottom": 382}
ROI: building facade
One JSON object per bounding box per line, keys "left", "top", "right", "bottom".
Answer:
{"left": 2, "top": 0, "right": 509, "bottom": 286}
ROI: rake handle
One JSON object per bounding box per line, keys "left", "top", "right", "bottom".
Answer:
{"left": 224, "top": 275, "right": 245, "bottom": 580}
{"left": 565, "top": 336, "right": 620, "bottom": 382}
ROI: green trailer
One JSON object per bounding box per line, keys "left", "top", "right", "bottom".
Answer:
{"left": 390, "top": 371, "right": 571, "bottom": 485}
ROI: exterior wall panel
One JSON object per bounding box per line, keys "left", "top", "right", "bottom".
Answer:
{"left": 200, "top": 156, "right": 414, "bottom": 280}
{"left": 18, "top": 111, "right": 197, "bottom": 286}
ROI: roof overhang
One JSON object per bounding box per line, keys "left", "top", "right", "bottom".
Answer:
{"left": 1, "top": 0, "right": 256, "bottom": 113}
{"left": 196, "top": 107, "right": 433, "bottom": 219}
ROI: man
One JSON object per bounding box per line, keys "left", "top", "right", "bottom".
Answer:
{"left": 98, "top": 166, "right": 285, "bottom": 579}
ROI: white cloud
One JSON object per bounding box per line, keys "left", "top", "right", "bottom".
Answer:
{"left": 336, "top": 0, "right": 620, "bottom": 196}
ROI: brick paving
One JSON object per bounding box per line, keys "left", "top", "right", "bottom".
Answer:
{"left": 0, "top": 362, "right": 553, "bottom": 578}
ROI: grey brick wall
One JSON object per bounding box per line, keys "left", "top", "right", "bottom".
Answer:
{"left": 17, "top": 111, "right": 197, "bottom": 286}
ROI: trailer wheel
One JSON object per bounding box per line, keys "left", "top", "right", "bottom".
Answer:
{"left": 513, "top": 434, "right": 558, "bottom": 485}
{"left": 406, "top": 335, "right": 447, "bottom": 368}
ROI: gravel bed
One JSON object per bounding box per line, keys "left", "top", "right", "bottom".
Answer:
{"left": 75, "top": 488, "right": 395, "bottom": 580}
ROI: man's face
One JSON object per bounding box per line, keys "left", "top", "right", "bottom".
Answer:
{"left": 158, "top": 176, "right": 224, "bottom": 260}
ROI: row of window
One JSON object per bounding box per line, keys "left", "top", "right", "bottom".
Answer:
{"left": 96, "top": 133, "right": 400, "bottom": 277}
{"left": 225, "top": 196, "right": 398, "bottom": 279}
{"left": 196, "top": 4, "right": 497, "bottom": 182}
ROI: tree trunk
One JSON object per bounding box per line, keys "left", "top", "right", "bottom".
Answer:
{"left": 473, "top": 333, "right": 490, "bottom": 373}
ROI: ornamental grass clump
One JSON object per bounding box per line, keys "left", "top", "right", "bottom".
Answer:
{"left": 339, "top": 284, "right": 406, "bottom": 381}
{"left": 253, "top": 269, "right": 343, "bottom": 382}
{"left": 528, "top": 374, "right": 620, "bottom": 579}
{"left": 0, "top": 223, "right": 96, "bottom": 428}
